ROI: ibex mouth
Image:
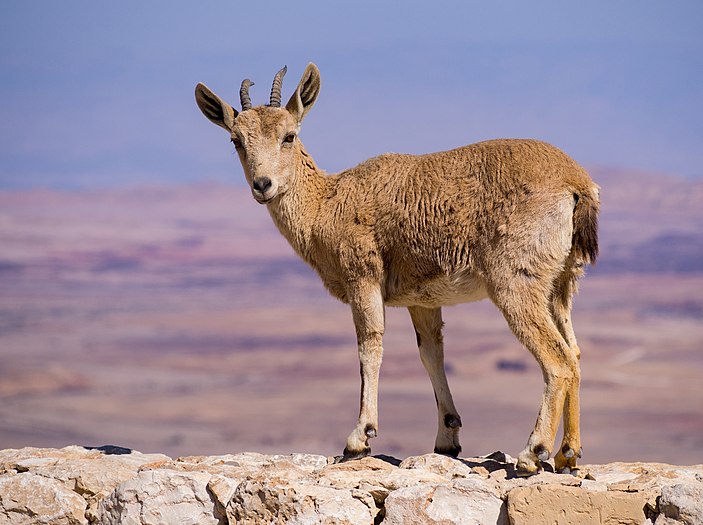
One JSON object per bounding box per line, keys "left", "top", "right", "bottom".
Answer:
{"left": 253, "top": 192, "right": 276, "bottom": 205}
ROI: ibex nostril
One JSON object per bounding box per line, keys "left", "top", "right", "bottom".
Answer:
{"left": 253, "top": 177, "right": 272, "bottom": 193}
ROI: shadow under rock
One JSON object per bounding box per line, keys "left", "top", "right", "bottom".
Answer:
{"left": 371, "top": 450, "right": 555, "bottom": 479}
{"left": 459, "top": 450, "right": 554, "bottom": 479}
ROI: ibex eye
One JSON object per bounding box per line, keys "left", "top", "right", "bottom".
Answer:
{"left": 283, "top": 133, "right": 296, "bottom": 144}
{"left": 231, "top": 137, "right": 242, "bottom": 149}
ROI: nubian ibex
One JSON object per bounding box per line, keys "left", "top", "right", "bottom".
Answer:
{"left": 195, "top": 63, "right": 599, "bottom": 475}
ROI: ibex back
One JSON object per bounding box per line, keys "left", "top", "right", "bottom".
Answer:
{"left": 195, "top": 63, "right": 599, "bottom": 475}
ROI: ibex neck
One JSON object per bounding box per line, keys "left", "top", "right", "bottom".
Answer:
{"left": 266, "top": 142, "right": 331, "bottom": 261}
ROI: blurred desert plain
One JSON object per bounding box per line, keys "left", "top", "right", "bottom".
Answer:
{"left": 1, "top": 169, "right": 702, "bottom": 464}
{"left": 1, "top": 1, "right": 703, "bottom": 467}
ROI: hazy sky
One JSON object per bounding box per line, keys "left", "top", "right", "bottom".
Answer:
{"left": 1, "top": 1, "right": 701, "bottom": 189}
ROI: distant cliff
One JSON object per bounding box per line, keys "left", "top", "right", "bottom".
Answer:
{"left": 1, "top": 446, "right": 701, "bottom": 524}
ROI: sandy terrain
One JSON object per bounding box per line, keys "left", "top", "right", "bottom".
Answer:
{"left": 0, "top": 171, "right": 702, "bottom": 465}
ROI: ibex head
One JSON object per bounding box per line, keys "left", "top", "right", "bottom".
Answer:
{"left": 195, "top": 63, "right": 321, "bottom": 204}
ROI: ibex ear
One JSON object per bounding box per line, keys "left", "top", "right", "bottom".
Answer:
{"left": 285, "top": 63, "right": 321, "bottom": 123}
{"left": 195, "top": 83, "right": 237, "bottom": 132}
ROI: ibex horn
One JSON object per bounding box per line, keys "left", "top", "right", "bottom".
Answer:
{"left": 240, "top": 79, "right": 255, "bottom": 111}
{"left": 269, "top": 66, "right": 287, "bottom": 107}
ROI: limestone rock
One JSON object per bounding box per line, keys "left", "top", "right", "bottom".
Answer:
{"left": 206, "top": 474, "right": 241, "bottom": 517}
{"left": 171, "top": 451, "right": 328, "bottom": 474}
{"left": 319, "top": 455, "right": 446, "bottom": 493}
{"left": 384, "top": 477, "right": 506, "bottom": 525}
{"left": 228, "top": 478, "right": 376, "bottom": 524}
{"left": 586, "top": 462, "right": 703, "bottom": 491}
{"left": 0, "top": 473, "right": 87, "bottom": 525}
{"left": 1, "top": 447, "right": 702, "bottom": 525}
{"left": 0, "top": 445, "right": 170, "bottom": 522}
{"left": 97, "top": 469, "right": 220, "bottom": 525}
{"left": 507, "top": 483, "right": 650, "bottom": 525}
{"left": 655, "top": 483, "right": 703, "bottom": 525}
{"left": 159, "top": 451, "right": 327, "bottom": 484}
{"left": 399, "top": 453, "right": 474, "bottom": 479}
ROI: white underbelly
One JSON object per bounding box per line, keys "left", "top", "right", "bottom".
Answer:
{"left": 383, "top": 270, "right": 489, "bottom": 308}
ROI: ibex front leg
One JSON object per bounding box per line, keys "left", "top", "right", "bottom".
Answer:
{"left": 341, "top": 283, "right": 385, "bottom": 461}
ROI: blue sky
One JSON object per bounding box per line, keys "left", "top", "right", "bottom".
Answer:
{"left": 1, "top": 1, "right": 701, "bottom": 189}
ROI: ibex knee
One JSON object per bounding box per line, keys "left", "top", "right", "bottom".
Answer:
{"left": 547, "top": 361, "right": 580, "bottom": 382}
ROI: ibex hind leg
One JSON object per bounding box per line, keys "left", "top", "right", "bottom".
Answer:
{"left": 408, "top": 306, "right": 462, "bottom": 457}
{"left": 490, "top": 278, "right": 580, "bottom": 475}
{"left": 550, "top": 264, "right": 584, "bottom": 474}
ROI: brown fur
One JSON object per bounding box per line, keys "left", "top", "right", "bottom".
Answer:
{"left": 195, "top": 63, "right": 600, "bottom": 474}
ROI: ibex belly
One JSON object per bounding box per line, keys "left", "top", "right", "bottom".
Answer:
{"left": 383, "top": 269, "right": 489, "bottom": 308}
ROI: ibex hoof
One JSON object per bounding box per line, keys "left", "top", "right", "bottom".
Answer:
{"left": 517, "top": 446, "right": 547, "bottom": 476}
{"left": 515, "top": 462, "right": 540, "bottom": 477}
{"left": 555, "top": 444, "right": 582, "bottom": 472}
{"left": 562, "top": 445, "right": 582, "bottom": 459}
{"left": 434, "top": 445, "right": 462, "bottom": 458}
{"left": 558, "top": 466, "right": 583, "bottom": 477}
{"left": 534, "top": 444, "right": 550, "bottom": 462}
{"left": 336, "top": 446, "right": 371, "bottom": 463}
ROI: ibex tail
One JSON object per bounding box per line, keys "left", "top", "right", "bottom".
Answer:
{"left": 572, "top": 186, "right": 600, "bottom": 265}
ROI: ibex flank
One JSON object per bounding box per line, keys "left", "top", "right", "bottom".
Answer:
{"left": 194, "top": 63, "right": 599, "bottom": 476}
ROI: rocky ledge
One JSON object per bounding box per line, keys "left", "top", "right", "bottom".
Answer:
{"left": 0, "top": 446, "right": 702, "bottom": 525}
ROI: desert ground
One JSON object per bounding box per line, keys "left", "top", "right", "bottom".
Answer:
{"left": 0, "top": 169, "right": 702, "bottom": 465}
